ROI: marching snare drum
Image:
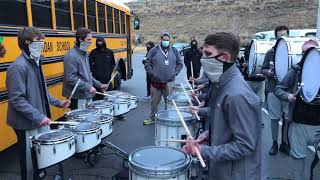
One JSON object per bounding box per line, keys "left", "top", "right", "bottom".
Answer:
{"left": 63, "top": 121, "right": 102, "bottom": 153}
{"left": 171, "top": 83, "right": 191, "bottom": 95}
{"left": 155, "top": 110, "right": 196, "bottom": 148}
{"left": 32, "top": 130, "right": 76, "bottom": 169}
{"left": 87, "top": 100, "right": 114, "bottom": 115}
{"left": 65, "top": 109, "right": 99, "bottom": 120}
{"left": 299, "top": 47, "right": 320, "bottom": 104}
{"left": 248, "top": 39, "right": 274, "bottom": 77}
{"left": 105, "top": 98, "right": 131, "bottom": 116}
{"left": 129, "top": 146, "right": 191, "bottom": 180}
{"left": 167, "top": 94, "right": 190, "bottom": 112}
{"left": 84, "top": 115, "right": 113, "bottom": 138}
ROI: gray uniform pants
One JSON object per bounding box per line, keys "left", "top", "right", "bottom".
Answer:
{"left": 150, "top": 83, "right": 171, "bottom": 119}
{"left": 14, "top": 126, "right": 50, "bottom": 180}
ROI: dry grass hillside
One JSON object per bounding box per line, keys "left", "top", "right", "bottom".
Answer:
{"left": 126, "top": 0, "right": 317, "bottom": 45}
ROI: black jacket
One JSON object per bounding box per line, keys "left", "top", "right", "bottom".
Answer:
{"left": 89, "top": 37, "right": 116, "bottom": 84}
{"left": 184, "top": 47, "right": 202, "bottom": 78}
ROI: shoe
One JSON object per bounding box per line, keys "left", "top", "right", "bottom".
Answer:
{"left": 269, "top": 141, "right": 278, "bottom": 156}
{"left": 279, "top": 143, "right": 290, "bottom": 156}
{"left": 143, "top": 119, "right": 155, "bottom": 125}
{"left": 143, "top": 96, "right": 151, "bottom": 100}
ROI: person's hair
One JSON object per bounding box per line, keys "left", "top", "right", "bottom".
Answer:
{"left": 75, "top": 27, "right": 91, "bottom": 46}
{"left": 146, "top": 41, "right": 155, "bottom": 48}
{"left": 204, "top": 32, "right": 240, "bottom": 61}
{"left": 0, "top": 42, "right": 6, "bottom": 57}
{"left": 274, "top": 25, "right": 289, "bottom": 38}
{"left": 18, "top": 27, "right": 43, "bottom": 50}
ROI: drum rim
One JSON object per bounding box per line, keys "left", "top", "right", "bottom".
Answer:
{"left": 128, "top": 146, "right": 191, "bottom": 177}
{"left": 84, "top": 115, "right": 113, "bottom": 124}
{"left": 87, "top": 100, "right": 113, "bottom": 108}
{"left": 299, "top": 47, "right": 320, "bottom": 104}
{"left": 274, "top": 37, "right": 290, "bottom": 82}
{"left": 67, "top": 121, "right": 102, "bottom": 133}
{"left": 105, "top": 98, "right": 131, "bottom": 104}
{"left": 33, "top": 129, "right": 75, "bottom": 145}
{"left": 155, "top": 110, "right": 195, "bottom": 125}
{"left": 65, "top": 109, "right": 99, "bottom": 118}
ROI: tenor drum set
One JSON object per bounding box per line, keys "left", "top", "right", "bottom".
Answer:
{"left": 30, "top": 90, "right": 138, "bottom": 178}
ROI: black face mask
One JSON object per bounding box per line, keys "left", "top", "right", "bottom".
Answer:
{"left": 191, "top": 43, "right": 197, "bottom": 49}
{"left": 97, "top": 41, "right": 104, "bottom": 48}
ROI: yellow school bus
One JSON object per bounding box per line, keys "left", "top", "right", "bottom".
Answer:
{"left": 0, "top": 0, "right": 135, "bottom": 152}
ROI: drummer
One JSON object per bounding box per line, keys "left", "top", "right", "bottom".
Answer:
{"left": 261, "top": 25, "right": 291, "bottom": 156}
{"left": 274, "top": 38, "right": 320, "bottom": 179}
{"left": 62, "top": 27, "right": 109, "bottom": 110}
{"left": 184, "top": 32, "right": 262, "bottom": 180}
{"left": 6, "top": 27, "right": 70, "bottom": 180}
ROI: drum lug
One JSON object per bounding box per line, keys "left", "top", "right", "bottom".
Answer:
{"left": 53, "top": 145, "right": 56, "bottom": 154}
{"left": 37, "top": 146, "right": 41, "bottom": 154}
{"left": 127, "top": 102, "right": 130, "bottom": 108}
{"left": 82, "top": 135, "right": 85, "bottom": 143}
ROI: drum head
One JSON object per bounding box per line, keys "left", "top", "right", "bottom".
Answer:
{"left": 34, "top": 130, "right": 74, "bottom": 143}
{"left": 84, "top": 114, "right": 113, "bottom": 123}
{"left": 167, "top": 94, "right": 189, "bottom": 103}
{"left": 66, "top": 109, "right": 98, "bottom": 119}
{"left": 73, "top": 121, "right": 100, "bottom": 132}
{"left": 129, "top": 146, "right": 190, "bottom": 176}
{"left": 301, "top": 47, "right": 320, "bottom": 103}
{"left": 106, "top": 90, "right": 129, "bottom": 97}
{"left": 172, "top": 83, "right": 191, "bottom": 90}
{"left": 248, "top": 40, "right": 256, "bottom": 75}
{"left": 275, "top": 38, "right": 289, "bottom": 81}
{"left": 88, "top": 100, "right": 113, "bottom": 108}
{"left": 155, "top": 110, "right": 194, "bottom": 125}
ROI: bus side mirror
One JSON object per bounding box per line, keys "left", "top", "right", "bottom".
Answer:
{"left": 134, "top": 17, "right": 140, "bottom": 30}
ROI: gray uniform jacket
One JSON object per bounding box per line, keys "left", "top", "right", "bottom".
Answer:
{"left": 144, "top": 45, "right": 183, "bottom": 83}
{"left": 261, "top": 48, "right": 277, "bottom": 93}
{"left": 201, "top": 64, "right": 262, "bottom": 180}
{"left": 62, "top": 46, "right": 102, "bottom": 99}
{"left": 274, "top": 66, "right": 300, "bottom": 122}
{"left": 6, "top": 53, "right": 62, "bottom": 130}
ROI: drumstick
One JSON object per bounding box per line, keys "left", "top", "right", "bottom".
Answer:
{"left": 294, "top": 83, "right": 304, "bottom": 96}
{"left": 106, "top": 71, "right": 118, "bottom": 86}
{"left": 190, "top": 61, "right": 195, "bottom": 88}
{"left": 50, "top": 121, "right": 79, "bottom": 125}
{"left": 185, "top": 80, "right": 201, "bottom": 105}
{"left": 172, "top": 100, "right": 206, "bottom": 168}
{"left": 67, "top": 79, "right": 81, "bottom": 101}
{"left": 181, "top": 83, "right": 200, "bottom": 121}
{"left": 96, "top": 92, "right": 115, "bottom": 98}
{"left": 160, "top": 139, "right": 187, "bottom": 143}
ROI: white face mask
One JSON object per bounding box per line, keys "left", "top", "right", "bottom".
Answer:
{"left": 29, "top": 41, "right": 44, "bottom": 60}
{"left": 79, "top": 41, "right": 91, "bottom": 51}
{"left": 200, "top": 56, "right": 224, "bottom": 82}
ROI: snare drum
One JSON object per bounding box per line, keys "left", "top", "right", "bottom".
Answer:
{"left": 84, "top": 115, "right": 113, "bottom": 138}
{"left": 171, "top": 83, "right": 191, "bottom": 95}
{"left": 104, "top": 90, "right": 137, "bottom": 110}
{"left": 65, "top": 109, "right": 99, "bottom": 120}
{"left": 129, "top": 95, "right": 138, "bottom": 110}
{"left": 167, "top": 94, "right": 190, "bottom": 112}
{"left": 87, "top": 100, "right": 113, "bottom": 115}
{"left": 64, "top": 121, "right": 102, "bottom": 153}
{"left": 129, "top": 146, "right": 191, "bottom": 180}
{"left": 155, "top": 110, "right": 196, "bottom": 148}
{"left": 32, "top": 130, "right": 76, "bottom": 169}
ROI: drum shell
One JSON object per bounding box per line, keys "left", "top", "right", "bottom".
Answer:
{"left": 167, "top": 95, "right": 190, "bottom": 112}
{"left": 128, "top": 146, "right": 191, "bottom": 180}
{"left": 110, "top": 99, "right": 131, "bottom": 116}
{"left": 33, "top": 132, "right": 76, "bottom": 169}
{"left": 171, "top": 84, "right": 191, "bottom": 96}
{"left": 129, "top": 96, "right": 138, "bottom": 110}
{"left": 74, "top": 128, "right": 102, "bottom": 153}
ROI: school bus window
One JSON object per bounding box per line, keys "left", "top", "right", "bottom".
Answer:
{"left": 107, "top": 6, "right": 114, "bottom": 33}
{"left": 121, "top": 11, "right": 125, "bottom": 34}
{"left": 73, "top": 0, "right": 85, "bottom": 30}
{"left": 31, "top": 0, "right": 53, "bottom": 29}
{"left": 114, "top": 9, "right": 120, "bottom": 34}
{"left": 55, "top": 0, "right": 72, "bottom": 30}
{"left": 0, "top": 0, "right": 28, "bottom": 27}
{"left": 126, "top": 15, "right": 130, "bottom": 35}
{"left": 97, "top": 3, "right": 106, "bottom": 33}
{"left": 86, "top": 0, "right": 96, "bottom": 32}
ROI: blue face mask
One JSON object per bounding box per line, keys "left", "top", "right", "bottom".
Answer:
{"left": 162, "top": 40, "right": 170, "bottom": 47}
